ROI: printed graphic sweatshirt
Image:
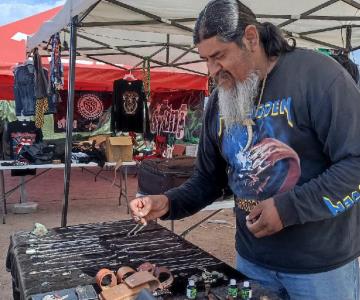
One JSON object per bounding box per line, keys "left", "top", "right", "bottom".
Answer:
{"left": 165, "top": 48, "right": 360, "bottom": 273}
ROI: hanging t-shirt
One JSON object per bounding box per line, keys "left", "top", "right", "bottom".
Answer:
{"left": 111, "top": 79, "right": 149, "bottom": 133}
{"left": 54, "top": 90, "right": 112, "bottom": 132}
{"left": 7, "top": 120, "right": 43, "bottom": 160}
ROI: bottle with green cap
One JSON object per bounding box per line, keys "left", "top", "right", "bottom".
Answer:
{"left": 186, "top": 279, "right": 197, "bottom": 299}
{"left": 240, "top": 281, "right": 252, "bottom": 300}
{"left": 228, "top": 278, "right": 238, "bottom": 298}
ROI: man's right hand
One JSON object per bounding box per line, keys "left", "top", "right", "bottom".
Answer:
{"left": 129, "top": 195, "right": 170, "bottom": 224}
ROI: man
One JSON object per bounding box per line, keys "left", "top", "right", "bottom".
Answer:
{"left": 130, "top": 0, "right": 360, "bottom": 299}
{"left": 330, "top": 52, "right": 359, "bottom": 83}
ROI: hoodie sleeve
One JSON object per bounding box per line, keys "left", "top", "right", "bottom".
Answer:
{"left": 163, "top": 94, "right": 228, "bottom": 220}
{"left": 274, "top": 71, "right": 360, "bottom": 227}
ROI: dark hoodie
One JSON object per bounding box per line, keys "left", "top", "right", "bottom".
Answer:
{"left": 164, "top": 48, "right": 360, "bottom": 273}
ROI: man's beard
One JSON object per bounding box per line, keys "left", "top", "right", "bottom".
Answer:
{"left": 218, "top": 72, "right": 260, "bottom": 130}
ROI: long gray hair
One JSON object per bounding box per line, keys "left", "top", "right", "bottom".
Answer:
{"left": 194, "top": 0, "right": 295, "bottom": 57}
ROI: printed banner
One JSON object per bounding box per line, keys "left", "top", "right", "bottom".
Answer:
{"left": 54, "top": 91, "right": 112, "bottom": 132}
{"left": 149, "top": 90, "right": 204, "bottom": 143}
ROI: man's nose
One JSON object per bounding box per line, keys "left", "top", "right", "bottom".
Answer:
{"left": 207, "top": 61, "right": 222, "bottom": 78}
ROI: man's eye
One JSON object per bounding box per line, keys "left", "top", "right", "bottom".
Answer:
{"left": 215, "top": 54, "right": 224, "bottom": 60}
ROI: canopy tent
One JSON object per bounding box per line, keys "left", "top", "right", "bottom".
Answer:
{"left": 0, "top": 6, "right": 207, "bottom": 100}
{"left": 0, "top": 7, "right": 61, "bottom": 99}
{"left": 27, "top": 0, "right": 360, "bottom": 77}
{"left": 28, "top": 0, "right": 360, "bottom": 227}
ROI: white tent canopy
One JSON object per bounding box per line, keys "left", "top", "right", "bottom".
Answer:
{"left": 27, "top": 0, "right": 360, "bottom": 75}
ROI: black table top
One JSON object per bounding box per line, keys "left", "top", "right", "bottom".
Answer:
{"left": 6, "top": 220, "right": 279, "bottom": 300}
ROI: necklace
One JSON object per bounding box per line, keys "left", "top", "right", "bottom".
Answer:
{"left": 242, "top": 72, "right": 268, "bottom": 152}
{"left": 256, "top": 72, "right": 268, "bottom": 109}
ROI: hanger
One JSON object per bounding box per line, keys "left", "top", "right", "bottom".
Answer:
{"left": 13, "top": 57, "right": 33, "bottom": 70}
{"left": 25, "top": 57, "right": 34, "bottom": 65}
{"left": 17, "top": 115, "right": 31, "bottom": 125}
{"left": 123, "top": 69, "right": 136, "bottom": 81}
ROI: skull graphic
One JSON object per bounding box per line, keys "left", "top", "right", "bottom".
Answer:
{"left": 123, "top": 91, "right": 139, "bottom": 115}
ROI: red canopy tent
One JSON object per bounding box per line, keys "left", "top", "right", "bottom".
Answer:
{"left": 0, "top": 7, "right": 208, "bottom": 100}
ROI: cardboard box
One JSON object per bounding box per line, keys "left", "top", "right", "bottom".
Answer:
{"left": 185, "top": 144, "right": 198, "bottom": 157}
{"left": 106, "top": 136, "right": 133, "bottom": 162}
{"left": 88, "top": 134, "right": 110, "bottom": 146}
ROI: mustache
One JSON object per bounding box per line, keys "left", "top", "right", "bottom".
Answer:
{"left": 214, "top": 71, "right": 233, "bottom": 85}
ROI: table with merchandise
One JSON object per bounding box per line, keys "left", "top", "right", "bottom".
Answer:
{"left": 6, "top": 220, "right": 280, "bottom": 300}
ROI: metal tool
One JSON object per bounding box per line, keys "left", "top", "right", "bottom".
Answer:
{"left": 127, "top": 223, "right": 146, "bottom": 237}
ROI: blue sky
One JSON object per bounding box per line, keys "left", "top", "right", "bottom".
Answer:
{"left": 0, "top": 0, "right": 65, "bottom": 26}
{"left": 352, "top": 52, "right": 360, "bottom": 65}
{"left": 0, "top": 0, "right": 359, "bottom": 63}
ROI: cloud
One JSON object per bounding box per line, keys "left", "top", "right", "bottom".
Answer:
{"left": 0, "top": 0, "right": 65, "bottom": 26}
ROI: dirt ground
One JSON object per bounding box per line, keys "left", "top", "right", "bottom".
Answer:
{"left": 0, "top": 167, "right": 236, "bottom": 300}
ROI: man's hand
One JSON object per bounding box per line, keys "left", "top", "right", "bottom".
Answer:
{"left": 129, "top": 195, "right": 169, "bottom": 224}
{"left": 246, "top": 198, "right": 284, "bottom": 238}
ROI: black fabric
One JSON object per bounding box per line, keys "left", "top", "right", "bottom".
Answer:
{"left": 138, "top": 157, "right": 195, "bottom": 194}
{"left": 7, "top": 120, "right": 43, "bottom": 160}
{"left": 33, "top": 49, "right": 49, "bottom": 99}
{"left": 44, "top": 138, "right": 66, "bottom": 162}
{"left": 72, "top": 141, "right": 106, "bottom": 167}
{"left": 18, "top": 142, "right": 55, "bottom": 165}
{"left": 111, "top": 79, "right": 149, "bottom": 133}
{"left": 330, "top": 53, "right": 359, "bottom": 83}
{"left": 11, "top": 169, "right": 36, "bottom": 177}
{"left": 6, "top": 220, "right": 273, "bottom": 300}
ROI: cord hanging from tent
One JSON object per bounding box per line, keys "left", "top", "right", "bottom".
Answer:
{"left": 49, "top": 32, "right": 64, "bottom": 91}
{"left": 142, "top": 57, "right": 151, "bottom": 99}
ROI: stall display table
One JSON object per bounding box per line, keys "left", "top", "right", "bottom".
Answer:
{"left": 0, "top": 161, "right": 136, "bottom": 224}
{"left": 6, "top": 220, "right": 280, "bottom": 300}
{"left": 82, "top": 161, "right": 137, "bottom": 212}
{"left": 0, "top": 161, "right": 98, "bottom": 224}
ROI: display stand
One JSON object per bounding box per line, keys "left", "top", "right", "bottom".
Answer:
{"left": 0, "top": 161, "right": 97, "bottom": 224}
{"left": 12, "top": 176, "right": 39, "bottom": 214}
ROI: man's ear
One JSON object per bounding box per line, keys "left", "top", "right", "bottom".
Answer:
{"left": 243, "top": 25, "right": 259, "bottom": 52}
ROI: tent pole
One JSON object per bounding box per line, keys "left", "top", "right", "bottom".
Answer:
{"left": 345, "top": 25, "right": 352, "bottom": 55}
{"left": 61, "top": 15, "right": 78, "bottom": 227}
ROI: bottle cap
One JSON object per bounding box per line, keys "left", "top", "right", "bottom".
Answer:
{"left": 243, "top": 281, "right": 250, "bottom": 288}
{"left": 188, "top": 279, "right": 195, "bottom": 286}
{"left": 230, "top": 279, "right": 237, "bottom": 286}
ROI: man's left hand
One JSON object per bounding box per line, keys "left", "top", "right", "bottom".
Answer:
{"left": 246, "top": 198, "right": 284, "bottom": 238}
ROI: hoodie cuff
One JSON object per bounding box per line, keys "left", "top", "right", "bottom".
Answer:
{"left": 160, "top": 190, "right": 175, "bottom": 220}
{"left": 273, "top": 191, "right": 300, "bottom": 227}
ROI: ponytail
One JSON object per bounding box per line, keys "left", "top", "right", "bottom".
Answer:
{"left": 259, "top": 22, "right": 295, "bottom": 57}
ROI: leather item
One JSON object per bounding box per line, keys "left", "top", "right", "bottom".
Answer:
{"left": 96, "top": 263, "right": 173, "bottom": 300}
{"left": 116, "top": 266, "right": 136, "bottom": 283}
{"left": 153, "top": 266, "right": 174, "bottom": 290}
{"left": 99, "top": 282, "right": 150, "bottom": 300}
{"left": 137, "top": 262, "right": 156, "bottom": 273}
{"left": 124, "top": 271, "right": 160, "bottom": 291}
{"left": 96, "top": 268, "right": 117, "bottom": 290}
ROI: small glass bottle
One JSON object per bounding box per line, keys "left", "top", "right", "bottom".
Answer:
{"left": 186, "top": 279, "right": 197, "bottom": 299}
{"left": 240, "top": 281, "right": 252, "bottom": 300}
{"left": 228, "top": 278, "right": 238, "bottom": 298}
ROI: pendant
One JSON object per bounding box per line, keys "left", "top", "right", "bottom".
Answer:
{"left": 242, "top": 118, "right": 255, "bottom": 152}
{"left": 242, "top": 118, "right": 255, "bottom": 126}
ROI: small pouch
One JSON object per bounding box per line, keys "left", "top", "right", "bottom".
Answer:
{"left": 99, "top": 283, "right": 150, "bottom": 300}
{"left": 124, "top": 271, "right": 160, "bottom": 291}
